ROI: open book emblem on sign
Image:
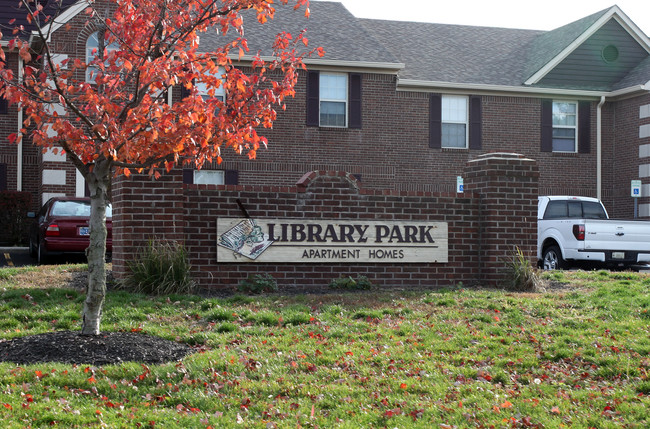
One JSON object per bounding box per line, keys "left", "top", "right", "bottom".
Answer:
{"left": 218, "top": 219, "right": 274, "bottom": 260}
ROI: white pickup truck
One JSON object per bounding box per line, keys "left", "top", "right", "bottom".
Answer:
{"left": 538, "top": 196, "right": 650, "bottom": 270}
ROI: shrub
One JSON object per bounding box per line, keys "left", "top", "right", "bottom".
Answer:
{"left": 122, "top": 240, "right": 195, "bottom": 295}
{"left": 0, "top": 191, "right": 32, "bottom": 246}
{"left": 503, "top": 246, "right": 543, "bottom": 292}
{"left": 328, "top": 275, "right": 373, "bottom": 290}
{"left": 237, "top": 273, "right": 278, "bottom": 294}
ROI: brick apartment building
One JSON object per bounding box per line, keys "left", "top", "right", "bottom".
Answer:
{"left": 1, "top": 1, "right": 650, "bottom": 287}
{"left": 1, "top": 1, "right": 649, "bottom": 217}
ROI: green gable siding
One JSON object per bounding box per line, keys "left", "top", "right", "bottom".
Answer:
{"left": 537, "top": 20, "right": 649, "bottom": 90}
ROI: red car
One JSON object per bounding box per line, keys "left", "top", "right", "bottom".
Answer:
{"left": 29, "top": 197, "right": 113, "bottom": 264}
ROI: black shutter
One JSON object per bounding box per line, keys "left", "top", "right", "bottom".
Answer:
{"left": 182, "top": 169, "right": 193, "bottom": 184}
{"left": 180, "top": 80, "right": 192, "bottom": 100}
{"left": 429, "top": 94, "right": 442, "bottom": 149}
{"left": 0, "top": 60, "right": 6, "bottom": 114}
{"left": 0, "top": 163, "right": 6, "bottom": 191}
{"left": 306, "top": 71, "right": 319, "bottom": 126}
{"left": 469, "top": 95, "right": 482, "bottom": 150}
{"left": 224, "top": 170, "right": 239, "bottom": 185}
{"left": 540, "top": 99, "right": 553, "bottom": 152}
{"left": 578, "top": 101, "right": 591, "bottom": 154}
{"left": 348, "top": 73, "right": 362, "bottom": 129}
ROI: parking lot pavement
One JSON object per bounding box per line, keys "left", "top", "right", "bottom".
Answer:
{"left": 0, "top": 247, "right": 32, "bottom": 268}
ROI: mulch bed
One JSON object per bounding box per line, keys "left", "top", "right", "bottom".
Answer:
{"left": 0, "top": 330, "right": 192, "bottom": 365}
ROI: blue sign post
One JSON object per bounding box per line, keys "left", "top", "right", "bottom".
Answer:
{"left": 631, "top": 180, "right": 642, "bottom": 219}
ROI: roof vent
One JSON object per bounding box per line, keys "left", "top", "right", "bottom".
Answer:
{"left": 602, "top": 45, "right": 619, "bottom": 63}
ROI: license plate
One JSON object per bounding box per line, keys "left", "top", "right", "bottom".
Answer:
{"left": 612, "top": 252, "right": 625, "bottom": 259}
{"left": 79, "top": 227, "right": 90, "bottom": 236}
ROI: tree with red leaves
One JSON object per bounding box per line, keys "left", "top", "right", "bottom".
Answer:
{"left": 0, "top": 0, "right": 321, "bottom": 335}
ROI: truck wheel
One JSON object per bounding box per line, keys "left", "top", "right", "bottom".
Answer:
{"left": 542, "top": 245, "right": 566, "bottom": 270}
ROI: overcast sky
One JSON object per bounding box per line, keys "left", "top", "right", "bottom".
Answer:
{"left": 314, "top": 0, "right": 650, "bottom": 36}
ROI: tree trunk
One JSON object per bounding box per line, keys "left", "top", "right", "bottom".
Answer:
{"left": 81, "top": 159, "right": 111, "bottom": 335}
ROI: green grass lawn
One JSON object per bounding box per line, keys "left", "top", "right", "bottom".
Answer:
{"left": 1, "top": 266, "right": 650, "bottom": 428}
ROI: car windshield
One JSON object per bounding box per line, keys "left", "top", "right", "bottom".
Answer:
{"left": 51, "top": 200, "right": 112, "bottom": 217}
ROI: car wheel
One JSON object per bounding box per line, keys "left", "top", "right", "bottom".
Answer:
{"left": 29, "top": 237, "right": 37, "bottom": 258}
{"left": 542, "top": 245, "right": 566, "bottom": 270}
{"left": 37, "top": 241, "right": 48, "bottom": 265}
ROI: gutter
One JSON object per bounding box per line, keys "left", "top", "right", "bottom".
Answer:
{"left": 17, "top": 57, "right": 24, "bottom": 192}
{"left": 229, "top": 54, "right": 405, "bottom": 73}
{"left": 597, "top": 96, "right": 606, "bottom": 200}
{"left": 398, "top": 79, "right": 650, "bottom": 100}
{"left": 397, "top": 79, "right": 605, "bottom": 98}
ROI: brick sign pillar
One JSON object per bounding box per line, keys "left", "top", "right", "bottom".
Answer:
{"left": 464, "top": 153, "right": 539, "bottom": 286}
{"left": 112, "top": 169, "right": 185, "bottom": 279}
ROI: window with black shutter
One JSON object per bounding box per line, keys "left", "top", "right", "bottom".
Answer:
{"left": 306, "top": 71, "right": 361, "bottom": 128}
{"left": 182, "top": 169, "right": 238, "bottom": 185}
{"left": 429, "top": 94, "right": 482, "bottom": 149}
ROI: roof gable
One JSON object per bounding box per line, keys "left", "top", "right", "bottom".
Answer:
{"left": 0, "top": 0, "right": 82, "bottom": 43}
{"left": 525, "top": 6, "right": 650, "bottom": 87}
{"left": 536, "top": 19, "right": 649, "bottom": 90}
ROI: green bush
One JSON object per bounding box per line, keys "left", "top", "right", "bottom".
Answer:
{"left": 237, "top": 273, "right": 278, "bottom": 294}
{"left": 122, "top": 240, "right": 195, "bottom": 295}
{"left": 328, "top": 275, "right": 373, "bottom": 290}
{"left": 503, "top": 246, "right": 542, "bottom": 292}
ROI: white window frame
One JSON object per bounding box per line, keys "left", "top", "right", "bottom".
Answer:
{"left": 552, "top": 101, "right": 578, "bottom": 153}
{"left": 441, "top": 95, "right": 469, "bottom": 149}
{"left": 319, "top": 72, "right": 348, "bottom": 128}
{"left": 193, "top": 170, "right": 224, "bottom": 185}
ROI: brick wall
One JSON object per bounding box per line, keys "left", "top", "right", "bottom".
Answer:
{"left": 604, "top": 93, "right": 650, "bottom": 218}
{"left": 113, "top": 153, "right": 539, "bottom": 291}
{"left": 194, "top": 72, "right": 601, "bottom": 200}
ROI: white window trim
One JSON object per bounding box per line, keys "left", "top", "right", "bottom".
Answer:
{"left": 441, "top": 94, "right": 469, "bottom": 149}
{"left": 552, "top": 100, "right": 578, "bottom": 153}
{"left": 319, "top": 72, "right": 348, "bottom": 128}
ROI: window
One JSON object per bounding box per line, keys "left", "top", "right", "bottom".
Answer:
{"left": 552, "top": 101, "right": 577, "bottom": 152}
{"left": 196, "top": 67, "right": 226, "bottom": 104}
{"left": 306, "top": 71, "right": 361, "bottom": 129}
{"left": 193, "top": 170, "right": 224, "bottom": 185}
{"left": 543, "top": 200, "right": 607, "bottom": 219}
{"left": 541, "top": 100, "right": 590, "bottom": 153}
{"left": 319, "top": 73, "right": 347, "bottom": 127}
{"left": 543, "top": 201, "right": 567, "bottom": 219}
{"left": 182, "top": 169, "right": 238, "bottom": 185}
{"left": 86, "top": 31, "right": 119, "bottom": 82}
{"left": 442, "top": 95, "right": 468, "bottom": 148}
{"left": 429, "top": 94, "right": 481, "bottom": 149}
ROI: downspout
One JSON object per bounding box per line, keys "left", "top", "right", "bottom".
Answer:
{"left": 597, "top": 95, "right": 606, "bottom": 200}
{"left": 16, "top": 57, "right": 24, "bottom": 191}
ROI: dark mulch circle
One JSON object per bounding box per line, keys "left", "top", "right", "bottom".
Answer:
{"left": 0, "top": 330, "right": 192, "bottom": 365}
